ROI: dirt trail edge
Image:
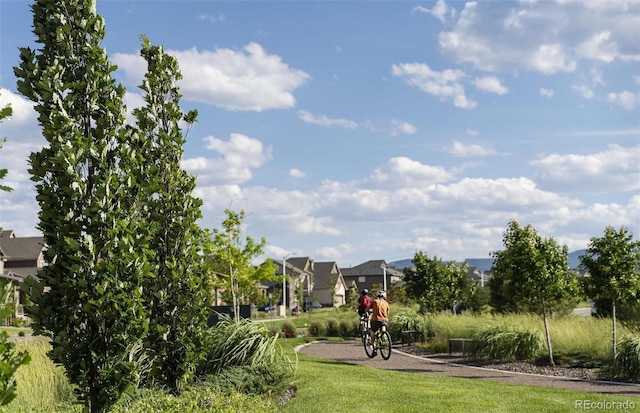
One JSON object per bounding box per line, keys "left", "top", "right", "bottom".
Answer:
{"left": 296, "top": 340, "right": 640, "bottom": 397}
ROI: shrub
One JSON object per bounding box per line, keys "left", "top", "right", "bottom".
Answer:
{"left": 469, "top": 324, "right": 543, "bottom": 361}
{"left": 199, "top": 363, "right": 293, "bottom": 397}
{"left": 308, "top": 321, "right": 325, "bottom": 337}
{"left": 280, "top": 320, "right": 297, "bottom": 338}
{"left": 607, "top": 335, "right": 640, "bottom": 383}
{"left": 388, "top": 311, "right": 426, "bottom": 343}
{"left": 326, "top": 319, "right": 340, "bottom": 337}
{"left": 339, "top": 319, "right": 357, "bottom": 338}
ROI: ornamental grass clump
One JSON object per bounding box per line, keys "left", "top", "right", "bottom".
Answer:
{"left": 469, "top": 324, "right": 543, "bottom": 361}
{"left": 197, "top": 319, "right": 293, "bottom": 376}
{"left": 607, "top": 335, "right": 640, "bottom": 383}
{"left": 326, "top": 319, "right": 340, "bottom": 337}
{"left": 307, "top": 321, "right": 325, "bottom": 337}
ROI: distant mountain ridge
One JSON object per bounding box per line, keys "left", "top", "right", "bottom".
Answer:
{"left": 388, "top": 249, "right": 587, "bottom": 272}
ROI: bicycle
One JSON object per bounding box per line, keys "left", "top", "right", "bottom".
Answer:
{"left": 364, "top": 323, "right": 392, "bottom": 360}
{"left": 358, "top": 312, "right": 370, "bottom": 345}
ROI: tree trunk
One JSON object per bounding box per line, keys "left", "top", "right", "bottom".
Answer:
{"left": 541, "top": 298, "right": 555, "bottom": 366}
{"left": 612, "top": 296, "right": 617, "bottom": 359}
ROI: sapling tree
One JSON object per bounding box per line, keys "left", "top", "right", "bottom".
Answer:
{"left": 202, "top": 209, "right": 276, "bottom": 320}
{"left": 403, "top": 251, "right": 468, "bottom": 313}
{"left": 15, "top": 1, "right": 151, "bottom": 411}
{"left": 132, "top": 36, "right": 209, "bottom": 395}
{"left": 491, "top": 220, "right": 579, "bottom": 366}
{"left": 580, "top": 226, "right": 640, "bottom": 358}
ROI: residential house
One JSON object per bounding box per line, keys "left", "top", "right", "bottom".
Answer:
{"left": 467, "top": 266, "right": 491, "bottom": 288}
{"left": 266, "top": 257, "right": 314, "bottom": 310}
{"left": 340, "top": 259, "right": 403, "bottom": 294}
{"left": 313, "top": 261, "right": 347, "bottom": 307}
{"left": 0, "top": 230, "right": 46, "bottom": 321}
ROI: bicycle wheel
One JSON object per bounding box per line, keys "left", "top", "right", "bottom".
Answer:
{"left": 361, "top": 328, "right": 367, "bottom": 345}
{"left": 364, "top": 334, "right": 376, "bottom": 358}
{"left": 379, "top": 331, "right": 392, "bottom": 360}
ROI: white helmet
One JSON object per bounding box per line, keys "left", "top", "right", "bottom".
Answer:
{"left": 377, "top": 290, "right": 386, "bottom": 298}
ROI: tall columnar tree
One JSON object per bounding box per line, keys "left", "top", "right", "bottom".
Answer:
{"left": 15, "top": 1, "right": 151, "bottom": 411}
{"left": 132, "top": 36, "right": 209, "bottom": 395}
{"left": 202, "top": 209, "right": 276, "bottom": 320}
{"left": 580, "top": 226, "right": 640, "bottom": 358}
{"left": 403, "top": 251, "right": 469, "bottom": 313}
{"left": 491, "top": 220, "right": 579, "bottom": 366}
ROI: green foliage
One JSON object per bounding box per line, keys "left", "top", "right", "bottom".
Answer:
{"left": 202, "top": 209, "right": 277, "bottom": 319}
{"left": 111, "top": 386, "right": 279, "bottom": 413}
{"left": 132, "top": 35, "right": 209, "bottom": 395}
{"left": 199, "top": 363, "right": 293, "bottom": 397}
{"left": 0, "top": 330, "right": 30, "bottom": 406}
{"left": 580, "top": 226, "right": 640, "bottom": 357}
{"left": 280, "top": 320, "right": 297, "bottom": 338}
{"left": 607, "top": 335, "right": 640, "bottom": 383}
{"left": 490, "top": 220, "right": 579, "bottom": 313}
{"left": 307, "top": 321, "right": 326, "bottom": 337}
{"left": 388, "top": 311, "right": 427, "bottom": 343}
{"left": 490, "top": 220, "right": 579, "bottom": 365}
{"left": 16, "top": 1, "right": 152, "bottom": 411}
{"left": 403, "top": 251, "right": 469, "bottom": 313}
{"left": 0, "top": 101, "right": 13, "bottom": 193}
{"left": 469, "top": 325, "right": 543, "bottom": 362}
{"left": 325, "top": 318, "right": 340, "bottom": 337}
{"left": 196, "top": 319, "right": 294, "bottom": 377}
{"left": 338, "top": 318, "right": 358, "bottom": 338}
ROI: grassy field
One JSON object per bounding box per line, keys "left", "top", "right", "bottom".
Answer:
{"left": 7, "top": 311, "right": 639, "bottom": 412}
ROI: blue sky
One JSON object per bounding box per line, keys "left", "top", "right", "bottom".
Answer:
{"left": 1, "top": 0, "right": 639, "bottom": 267}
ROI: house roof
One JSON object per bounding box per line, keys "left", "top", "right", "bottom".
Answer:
{"left": 340, "top": 260, "right": 402, "bottom": 278}
{"left": 286, "top": 257, "right": 313, "bottom": 272}
{"left": 313, "top": 261, "right": 344, "bottom": 289}
{"left": 0, "top": 235, "right": 45, "bottom": 260}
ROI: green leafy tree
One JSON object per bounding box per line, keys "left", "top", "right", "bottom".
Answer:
{"left": 132, "top": 36, "right": 209, "bottom": 395}
{"left": 0, "top": 98, "right": 30, "bottom": 408}
{"left": 580, "top": 226, "right": 640, "bottom": 358}
{"left": 15, "top": 1, "right": 151, "bottom": 411}
{"left": 491, "top": 220, "right": 579, "bottom": 366}
{"left": 403, "top": 251, "right": 469, "bottom": 313}
{"left": 202, "top": 209, "right": 277, "bottom": 320}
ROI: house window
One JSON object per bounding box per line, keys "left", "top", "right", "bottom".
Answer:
{"left": 358, "top": 276, "right": 366, "bottom": 283}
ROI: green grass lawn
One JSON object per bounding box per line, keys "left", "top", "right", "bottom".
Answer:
{"left": 281, "top": 339, "right": 639, "bottom": 413}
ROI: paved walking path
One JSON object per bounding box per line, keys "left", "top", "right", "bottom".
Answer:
{"left": 297, "top": 340, "right": 640, "bottom": 397}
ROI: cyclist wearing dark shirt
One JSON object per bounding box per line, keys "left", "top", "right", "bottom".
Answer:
{"left": 357, "top": 289, "right": 371, "bottom": 316}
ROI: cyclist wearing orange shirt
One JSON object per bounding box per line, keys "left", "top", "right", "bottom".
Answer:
{"left": 368, "top": 290, "right": 389, "bottom": 353}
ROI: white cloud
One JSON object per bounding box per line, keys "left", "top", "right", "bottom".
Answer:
{"left": 572, "top": 84, "right": 594, "bottom": 99}
{"left": 445, "top": 141, "right": 497, "bottom": 157}
{"left": 438, "top": 1, "right": 638, "bottom": 73}
{"left": 531, "top": 144, "right": 640, "bottom": 193}
{"left": 183, "top": 133, "right": 272, "bottom": 185}
{"left": 0, "top": 88, "right": 37, "bottom": 130}
{"left": 391, "top": 63, "right": 476, "bottom": 109}
{"left": 473, "top": 76, "right": 508, "bottom": 95}
{"left": 411, "top": 0, "right": 450, "bottom": 22}
{"left": 289, "top": 168, "right": 306, "bottom": 178}
{"left": 539, "top": 88, "right": 555, "bottom": 98}
{"left": 576, "top": 31, "right": 618, "bottom": 63}
{"left": 607, "top": 91, "right": 637, "bottom": 109}
{"left": 369, "top": 157, "right": 454, "bottom": 188}
{"left": 297, "top": 110, "right": 358, "bottom": 129}
{"left": 113, "top": 43, "right": 309, "bottom": 112}
{"left": 530, "top": 43, "right": 577, "bottom": 74}
{"left": 198, "top": 13, "right": 226, "bottom": 23}
{"left": 390, "top": 119, "right": 417, "bottom": 136}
